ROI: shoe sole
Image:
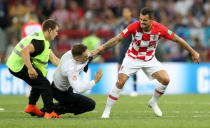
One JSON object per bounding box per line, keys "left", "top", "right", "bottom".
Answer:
{"left": 44, "top": 116, "right": 63, "bottom": 119}
{"left": 101, "top": 117, "right": 109, "bottom": 119}
{"left": 148, "top": 103, "right": 162, "bottom": 117}
{"left": 26, "top": 112, "right": 35, "bottom": 116}
{"left": 25, "top": 111, "right": 43, "bottom": 117}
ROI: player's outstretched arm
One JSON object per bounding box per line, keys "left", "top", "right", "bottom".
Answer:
{"left": 172, "top": 34, "right": 200, "bottom": 64}
{"left": 68, "top": 68, "right": 103, "bottom": 94}
{"left": 91, "top": 34, "right": 124, "bottom": 56}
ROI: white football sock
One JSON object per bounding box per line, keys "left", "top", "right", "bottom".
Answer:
{"left": 151, "top": 83, "right": 167, "bottom": 102}
{"left": 102, "top": 85, "right": 122, "bottom": 118}
{"left": 148, "top": 83, "right": 167, "bottom": 117}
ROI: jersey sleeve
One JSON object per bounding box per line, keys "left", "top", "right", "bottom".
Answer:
{"left": 30, "top": 39, "right": 45, "bottom": 57}
{"left": 159, "top": 24, "right": 174, "bottom": 40}
{"left": 67, "top": 71, "right": 95, "bottom": 94}
{"left": 120, "top": 22, "right": 137, "bottom": 38}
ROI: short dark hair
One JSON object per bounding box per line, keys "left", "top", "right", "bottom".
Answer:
{"left": 42, "top": 19, "right": 59, "bottom": 31}
{"left": 72, "top": 43, "right": 88, "bottom": 57}
{"left": 140, "top": 7, "right": 154, "bottom": 19}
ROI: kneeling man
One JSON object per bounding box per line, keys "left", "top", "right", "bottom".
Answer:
{"left": 50, "top": 43, "right": 102, "bottom": 115}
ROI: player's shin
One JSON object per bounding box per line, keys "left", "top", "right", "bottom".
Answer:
{"left": 152, "top": 83, "right": 167, "bottom": 102}
{"left": 102, "top": 85, "right": 122, "bottom": 118}
{"left": 148, "top": 83, "right": 167, "bottom": 117}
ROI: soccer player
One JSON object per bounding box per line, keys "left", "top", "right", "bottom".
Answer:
{"left": 93, "top": 8, "right": 200, "bottom": 118}
{"left": 6, "top": 19, "right": 62, "bottom": 119}
{"left": 117, "top": 8, "right": 138, "bottom": 97}
{"left": 50, "top": 43, "right": 103, "bottom": 115}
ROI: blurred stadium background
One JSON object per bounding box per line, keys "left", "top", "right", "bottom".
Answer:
{"left": 0, "top": 0, "right": 210, "bottom": 127}
{"left": 0, "top": 0, "right": 209, "bottom": 95}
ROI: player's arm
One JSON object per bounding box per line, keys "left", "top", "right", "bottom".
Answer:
{"left": 172, "top": 34, "right": 200, "bottom": 64}
{"left": 92, "top": 34, "right": 124, "bottom": 56}
{"left": 99, "top": 34, "right": 124, "bottom": 52}
{"left": 49, "top": 49, "right": 60, "bottom": 67}
{"left": 68, "top": 68, "right": 102, "bottom": 93}
{"left": 21, "top": 44, "right": 38, "bottom": 79}
{"left": 92, "top": 22, "right": 137, "bottom": 56}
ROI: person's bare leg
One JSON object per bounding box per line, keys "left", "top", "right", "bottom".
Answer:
{"left": 101, "top": 73, "right": 129, "bottom": 118}
{"left": 148, "top": 70, "right": 170, "bottom": 117}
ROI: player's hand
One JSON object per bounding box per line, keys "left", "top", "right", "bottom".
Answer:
{"left": 192, "top": 51, "right": 200, "bottom": 64}
{"left": 90, "top": 49, "right": 98, "bottom": 57}
{"left": 94, "top": 68, "right": 103, "bottom": 83}
{"left": 28, "top": 67, "right": 38, "bottom": 79}
{"left": 90, "top": 46, "right": 104, "bottom": 57}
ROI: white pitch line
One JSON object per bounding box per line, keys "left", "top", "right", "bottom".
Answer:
{"left": 1, "top": 110, "right": 210, "bottom": 119}
{"left": 0, "top": 110, "right": 24, "bottom": 113}
{"left": 97, "top": 101, "right": 210, "bottom": 105}
{"left": 92, "top": 110, "right": 210, "bottom": 116}
{"left": 193, "top": 115, "right": 210, "bottom": 118}
{"left": 0, "top": 108, "right": 5, "bottom": 111}
{"left": 1, "top": 110, "right": 210, "bottom": 114}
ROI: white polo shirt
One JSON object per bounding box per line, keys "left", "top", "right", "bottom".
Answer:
{"left": 53, "top": 50, "right": 95, "bottom": 93}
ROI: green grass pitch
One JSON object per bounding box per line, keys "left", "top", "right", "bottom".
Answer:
{"left": 0, "top": 94, "right": 210, "bottom": 128}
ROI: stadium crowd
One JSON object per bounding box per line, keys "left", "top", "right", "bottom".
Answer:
{"left": 0, "top": 0, "right": 209, "bottom": 63}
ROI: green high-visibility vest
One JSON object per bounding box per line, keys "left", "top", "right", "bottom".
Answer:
{"left": 6, "top": 31, "right": 50, "bottom": 77}
{"left": 82, "top": 35, "right": 100, "bottom": 51}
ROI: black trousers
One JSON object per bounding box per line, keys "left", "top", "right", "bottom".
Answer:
{"left": 51, "top": 82, "right": 95, "bottom": 115}
{"left": 9, "top": 66, "right": 54, "bottom": 113}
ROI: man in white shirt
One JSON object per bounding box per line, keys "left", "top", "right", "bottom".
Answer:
{"left": 50, "top": 43, "right": 102, "bottom": 115}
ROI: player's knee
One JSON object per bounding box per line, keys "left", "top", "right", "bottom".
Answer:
{"left": 116, "top": 80, "right": 125, "bottom": 89}
{"left": 41, "top": 80, "right": 51, "bottom": 89}
{"left": 87, "top": 99, "right": 96, "bottom": 111}
{"left": 116, "top": 74, "right": 129, "bottom": 88}
{"left": 161, "top": 77, "right": 170, "bottom": 85}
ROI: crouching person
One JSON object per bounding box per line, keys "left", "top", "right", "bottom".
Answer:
{"left": 49, "top": 43, "right": 102, "bottom": 115}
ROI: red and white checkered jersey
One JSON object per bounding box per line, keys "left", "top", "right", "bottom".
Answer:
{"left": 22, "top": 22, "right": 42, "bottom": 38}
{"left": 121, "top": 21, "right": 174, "bottom": 61}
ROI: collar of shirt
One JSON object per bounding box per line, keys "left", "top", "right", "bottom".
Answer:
{"left": 38, "top": 31, "right": 45, "bottom": 40}
{"left": 68, "top": 51, "right": 89, "bottom": 72}
{"left": 70, "top": 51, "right": 89, "bottom": 64}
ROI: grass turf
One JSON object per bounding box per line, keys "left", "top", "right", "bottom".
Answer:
{"left": 0, "top": 94, "right": 210, "bottom": 128}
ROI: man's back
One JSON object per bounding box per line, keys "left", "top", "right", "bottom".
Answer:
{"left": 53, "top": 51, "right": 88, "bottom": 91}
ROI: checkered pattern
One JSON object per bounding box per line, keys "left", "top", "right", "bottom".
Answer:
{"left": 121, "top": 21, "right": 174, "bottom": 61}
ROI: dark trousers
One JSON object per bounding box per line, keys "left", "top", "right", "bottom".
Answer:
{"left": 9, "top": 66, "right": 54, "bottom": 113}
{"left": 133, "top": 74, "right": 137, "bottom": 91}
{"left": 51, "top": 82, "right": 95, "bottom": 115}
